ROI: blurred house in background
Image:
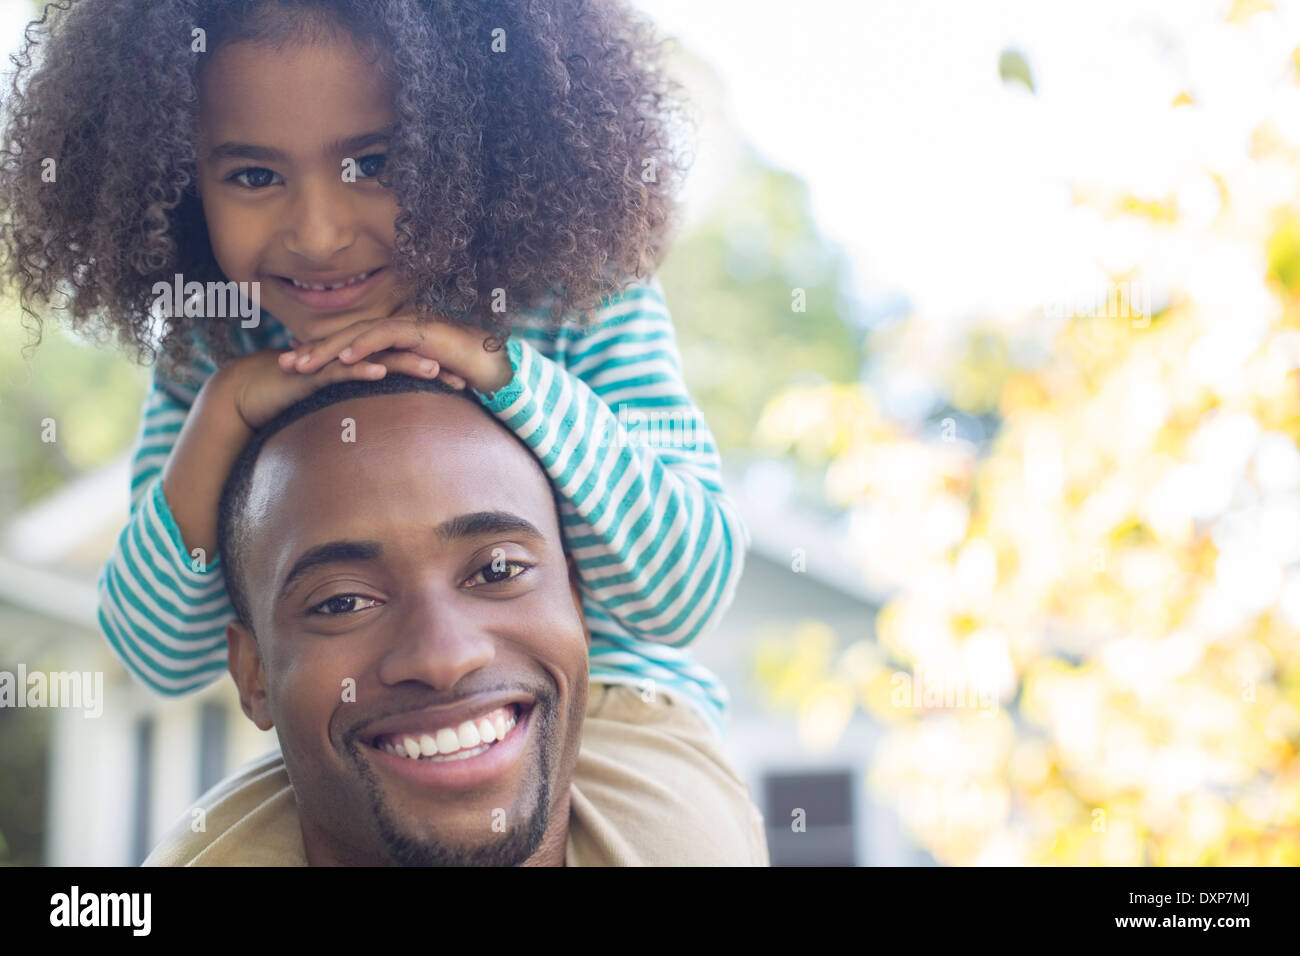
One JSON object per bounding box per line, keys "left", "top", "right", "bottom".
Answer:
{"left": 695, "top": 468, "right": 928, "bottom": 866}
{"left": 0, "top": 460, "right": 266, "bottom": 866}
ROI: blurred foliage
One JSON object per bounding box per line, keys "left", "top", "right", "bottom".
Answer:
{"left": 1266, "top": 208, "right": 1300, "bottom": 297}
{"left": 753, "top": 8, "right": 1300, "bottom": 865}
{"left": 0, "top": 305, "right": 148, "bottom": 517}
{"left": 661, "top": 143, "right": 863, "bottom": 455}
{"left": 997, "top": 47, "right": 1035, "bottom": 93}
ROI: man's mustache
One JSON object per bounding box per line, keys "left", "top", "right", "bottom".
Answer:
{"left": 339, "top": 678, "right": 557, "bottom": 749}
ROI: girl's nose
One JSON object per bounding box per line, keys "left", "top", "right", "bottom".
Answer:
{"left": 281, "top": 177, "right": 357, "bottom": 263}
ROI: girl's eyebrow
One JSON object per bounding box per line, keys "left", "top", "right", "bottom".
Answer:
{"left": 206, "top": 125, "right": 395, "bottom": 164}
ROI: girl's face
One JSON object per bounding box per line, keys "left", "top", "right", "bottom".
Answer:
{"left": 195, "top": 30, "right": 414, "bottom": 344}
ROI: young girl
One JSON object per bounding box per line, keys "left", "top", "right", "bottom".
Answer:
{"left": 0, "top": 0, "right": 747, "bottom": 741}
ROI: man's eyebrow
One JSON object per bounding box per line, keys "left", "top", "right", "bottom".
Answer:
{"left": 276, "top": 512, "right": 546, "bottom": 600}
{"left": 279, "top": 541, "right": 383, "bottom": 600}
{"left": 435, "top": 511, "right": 548, "bottom": 545}
{"left": 207, "top": 126, "right": 395, "bottom": 164}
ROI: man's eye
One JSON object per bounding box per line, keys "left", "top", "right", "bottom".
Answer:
{"left": 310, "top": 594, "right": 382, "bottom": 615}
{"left": 464, "top": 561, "right": 530, "bottom": 588}
{"left": 226, "top": 166, "right": 283, "bottom": 190}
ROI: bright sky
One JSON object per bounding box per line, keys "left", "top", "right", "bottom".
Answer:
{"left": 635, "top": 0, "right": 1300, "bottom": 324}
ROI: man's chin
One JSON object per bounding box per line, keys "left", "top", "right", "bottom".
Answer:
{"left": 371, "top": 792, "right": 553, "bottom": 867}
{"left": 356, "top": 770, "right": 553, "bottom": 868}
{"left": 348, "top": 736, "right": 556, "bottom": 866}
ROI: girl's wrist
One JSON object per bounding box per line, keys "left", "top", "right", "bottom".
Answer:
{"left": 469, "top": 336, "right": 515, "bottom": 395}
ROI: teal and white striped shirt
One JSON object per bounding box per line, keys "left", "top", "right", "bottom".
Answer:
{"left": 96, "top": 275, "right": 746, "bottom": 735}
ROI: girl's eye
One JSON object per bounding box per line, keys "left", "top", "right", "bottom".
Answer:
{"left": 227, "top": 166, "right": 283, "bottom": 190}
{"left": 310, "top": 594, "right": 382, "bottom": 615}
{"left": 224, "top": 154, "right": 387, "bottom": 190}
{"left": 464, "top": 560, "right": 531, "bottom": 588}
{"left": 356, "top": 153, "right": 387, "bottom": 179}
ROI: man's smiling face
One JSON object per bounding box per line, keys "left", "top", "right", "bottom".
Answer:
{"left": 194, "top": 23, "right": 417, "bottom": 342}
{"left": 225, "top": 391, "right": 590, "bottom": 866}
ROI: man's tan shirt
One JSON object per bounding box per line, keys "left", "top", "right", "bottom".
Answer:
{"left": 144, "top": 684, "right": 770, "bottom": 866}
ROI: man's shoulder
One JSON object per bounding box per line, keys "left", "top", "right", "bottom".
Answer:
{"left": 142, "top": 749, "right": 306, "bottom": 866}
{"left": 567, "top": 684, "right": 768, "bottom": 866}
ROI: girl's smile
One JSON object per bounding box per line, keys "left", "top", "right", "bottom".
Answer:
{"left": 270, "top": 265, "right": 389, "bottom": 313}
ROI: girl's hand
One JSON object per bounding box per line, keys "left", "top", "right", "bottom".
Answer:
{"left": 217, "top": 346, "right": 444, "bottom": 432}
{"left": 290, "top": 332, "right": 465, "bottom": 390}
{"left": 280, "top": 313, "right": 513, "bottom": 396}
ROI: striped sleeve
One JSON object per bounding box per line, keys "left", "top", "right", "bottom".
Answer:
{"left": 96, "top": 367, "right": 236, "bottom": 695}
{"left": 474, "top": 276, "right": 749, "bottom": 647}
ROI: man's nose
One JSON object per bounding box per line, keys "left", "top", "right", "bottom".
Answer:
{"left": 376, "top": 588, "right": 496, "bottom": 690}
{"left": 280, "top": 174, "right": 357, "bottom": 264}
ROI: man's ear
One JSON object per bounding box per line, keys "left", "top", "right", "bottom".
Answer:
{"left": 565, "top": 553, "right": 591, "bottom": 648}
{"left": 227, "top": 620, "right": 273, "bottom": 731}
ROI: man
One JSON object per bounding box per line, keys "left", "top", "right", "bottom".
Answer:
{"left": 144, "top": 374, "right": 768, "bottom": 865}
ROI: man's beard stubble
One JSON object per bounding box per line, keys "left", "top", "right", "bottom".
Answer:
{"left": 351, "top": 693, "right": 557, "bottom": 867}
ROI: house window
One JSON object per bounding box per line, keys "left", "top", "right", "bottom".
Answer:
{"left": 197, "top": 701, "right": 227, "bottom": 795}
{"left": 762, "top": 769, "right": 856, "bottom": 866}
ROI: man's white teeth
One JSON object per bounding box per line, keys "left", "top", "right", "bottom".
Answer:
{"left": 380, "top": 705, "right": 519, "bottom": 760}
{"left": 289, "top": 269, "right": 373, "bottom": 291}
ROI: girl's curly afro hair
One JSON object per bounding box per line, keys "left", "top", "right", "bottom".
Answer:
{"left": 0, "top": 0, "right": 695, "bottom": 378}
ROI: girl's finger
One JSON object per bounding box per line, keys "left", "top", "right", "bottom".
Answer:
{"left": 292, "top": 322, "right": 389, "bottom": 371}
{"left": 346, "top": 361, "right": 388, "bottom": 380}
{"left": 373, "top": 351, "right": 441, "bottom": 379}
{"left": 338, "top": 321, "right": 429, "bottom": 366}
{"left": 314, "top": 355, "right": 386, "bottom": 382}
{"left": 294, "top": 316, "right": 441, "bottom": 372}
{"left": 438, "top": 370, "right": 467, "bottom": 390}
{"left": 279, "top": 336, "right": 306, "bottom": 369}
